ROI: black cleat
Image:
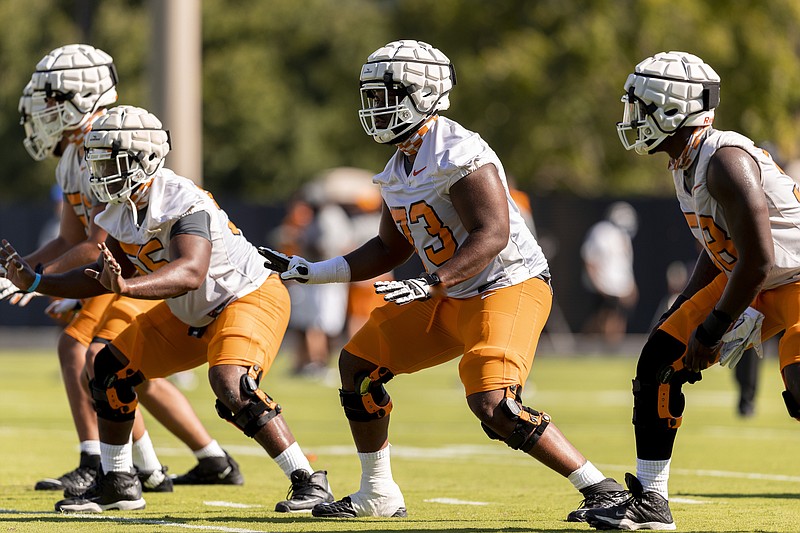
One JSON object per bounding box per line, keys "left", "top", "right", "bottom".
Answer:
{"left": 55, "top": 470, "right": 145, "bottom": 513}
{"left": 137, "top": 466, "right": 174, "bottom": 493}
{"left": 567, "top": 477, "right": 629, "bottom": 522}
{"left": 275, "top": 469, "right": 334, "bottom": 512}
{"left": 312, "top": 495, "right": 407, "bottom": 518}
{"left": 36, "top": 452, "right": 99, "bottom": 495}
{"left": 171, "top": 451, "right": 244, "bottom": 485}
{"left": 585, "top": 473, "right": 676, "bottom": 530}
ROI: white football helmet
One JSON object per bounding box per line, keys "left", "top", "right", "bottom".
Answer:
{"left": 28, "top": 44, "right": 118, "bottom": 157}
{"left": 617, "top": 51, "right": 720, "bottom": 155}
{"left": 358, "top": 39, "right": 456, "bottom": 144}
{"left": 84, "top": 106, "right": 170, "bottom": 205}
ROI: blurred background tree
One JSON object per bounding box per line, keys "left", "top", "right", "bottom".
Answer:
{"left": 2, "top": 0, "right": 800, "bottom": 201}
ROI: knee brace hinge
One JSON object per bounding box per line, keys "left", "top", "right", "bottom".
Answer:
{"left": 215, "top": 364, "right": 282, "bottom": 437}
{"left": 340, "top": 366, "right": 394, "bottom": 421}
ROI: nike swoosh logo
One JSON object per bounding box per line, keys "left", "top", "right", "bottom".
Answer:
{"left": 218, "top": 466, "right": 232, "bottom": 479}
{"left": 412, "top": 166, "right": 427, "bottom": 176}
{"left": 481, "top": 292, "right": 496, "bottom": 300}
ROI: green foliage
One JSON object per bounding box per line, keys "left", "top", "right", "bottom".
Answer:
{"left": 2, "top": 0, "right": 800, "bottom": 201}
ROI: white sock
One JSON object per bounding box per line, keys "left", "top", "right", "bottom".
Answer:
{"left": 132, "top": 431, "right": 162, "bottom": 473}
{"left": 348, "top": 444, "right": 405, "bottom": 517}
{"left": 567, "top": 460, "right": 607, "bottom": 491}
{"left": 637, "top": 458, "right": 671, "bottom": 499}
{"left": 101, "top": 441, "right": 133, "bottom": 474}
{"left": 193, "top": 439, "right": 226, "bottom": 460}
{"left": 80, "top": 440, "right": 101, "bottom": 456}
{"left": 357, "top": 445, "right": 397, "bottom": 495}
{"left": 274, "top": 442, "right": 313, "bottom": 478}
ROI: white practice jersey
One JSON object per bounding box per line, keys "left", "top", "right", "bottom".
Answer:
{"left": 374, "top": 116, "right": 548, "bottom": 298}
{"left": 55, "top": 141, "right": 101, "bottom": 233}
{"left": 95, "top": 170, "right": 269, "bottom": 327}
{"left": 673, "top": 128, "right": 800, "bottom": 290}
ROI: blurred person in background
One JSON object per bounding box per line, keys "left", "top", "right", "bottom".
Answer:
{"left": 580, "top": 201, "right": 639, "bottom": 346}
{"left": 271, "top": 185, "right": 352, "bottom": 380}
{"left": 259, "top": 39, "right": 628, "bottom": 522}
{"left": 585, "top": 51, "right": 800, "bottom": 530}
{"left": 1, "top": 105, "right": 334, "bottom": 513}
{"left": 1, "top": 44, "right": 242, "bottom": 497}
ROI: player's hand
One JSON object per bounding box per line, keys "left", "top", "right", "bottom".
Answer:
{"left": 684, "top": 329, "right": 721, "bottom": 373}
{"left": 719, "top": 307, "right": 764, "bottom": 368}
{"left": 257, "top": 246, "right": 292, "bottom": 273}
{"left": 85, "top": 242, "right": 126, "bottom": 294}
{"left": 257, "top": 246, "right": 331, "bottom": 284}
{"left": 375, "top": 277, "right": 433, "bottom": 305}
{"left": 0, "top": 277, "right": 20, "bottom": 301}
{"left": 45, "top": 298, "right": 81, "bottom": 317}
{"left": 0, "top": 239, "right": 37, "bottom": 294}
{"left": 9, "top": 291, "right": 41, "bottom": 306}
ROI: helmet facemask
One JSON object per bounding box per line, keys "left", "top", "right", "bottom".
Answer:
{"left": 19, "top": 85, "right": 55, "bottom": 161}
{"left": 358, "top": 80, "right": 424, "bottom": 144}
{"left": 616, "top": 90, "right": 669, "bottom": 155}
{"left": 86, "top": 146, "right": 149, "bottom": 205}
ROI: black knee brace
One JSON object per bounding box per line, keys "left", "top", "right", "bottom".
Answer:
{"left": 339, "top": 367, "right": 394, "bottom": 422}
{"left": 632, "top": 331, "right": 702, "bottom": 430}
{"left": 215, "top": 364, "right": 282, "bottom": 438}
{"left": 481, "top": 385, "right": 550, "bottom": 453}
{"left": 90, "top": 345, "right": 143, "bottom": 422}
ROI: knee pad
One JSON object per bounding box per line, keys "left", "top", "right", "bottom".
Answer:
{"left": 215, "top": 364, "right": 282, "bottom": 438}
{"left": 632, "top": 332, "right": 700, "bottom": 430}
{"left": 782, "top": 391, "right": 800, "bottom": 421}
{"left": 339, "top": 367, "right": 394, "bottom": 422}
{"left": 90, "top": 346, "right": 143, "bottom": 422}
{"left": 481, "top": 385, "right": 550, "bottom": 453}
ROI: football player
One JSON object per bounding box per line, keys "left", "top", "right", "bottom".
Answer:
{"left": 1, "top": 105, "right": 334, "bottom": 513}
{"left": 258, "top": 39, "right": 627, "bottom": 520}
{"left": 582, "top": 51, "right": 800, "bottom": 530}
{"left": 4, "top": 45, "right": 242, "bottom": 497}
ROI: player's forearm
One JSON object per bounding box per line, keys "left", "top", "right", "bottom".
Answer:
{"left": 118, "top": 262, "right": 205, "bottom": 300}
{"left": 344, "top": 237, "right": 411, "bottom": 282}
{"left": 38, "top": 268, "right": 109, "bottom": 299}
{"left": 23, "top": 237, "right": 73, "bottom": 269}
{"left": 41, "top": 241, "right": 103, "bottom": 274}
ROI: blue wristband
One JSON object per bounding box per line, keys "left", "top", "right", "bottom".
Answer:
{"left": 26, "top": 272, "right": 42, "bottom": 293}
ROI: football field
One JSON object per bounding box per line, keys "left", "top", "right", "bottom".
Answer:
{"left": 1, "top": 346, "right": 798, "bottom": 532}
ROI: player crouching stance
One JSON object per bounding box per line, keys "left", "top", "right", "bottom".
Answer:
{"left": 258, "top": 39, "right": 627, "bottom": 521}
{"left": 0, "top": 106, "right": 333, "bottom": 513}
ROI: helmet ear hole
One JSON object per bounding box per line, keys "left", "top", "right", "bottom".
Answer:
{"left": 664, "top": 108, "right": 679, "bottom": 116}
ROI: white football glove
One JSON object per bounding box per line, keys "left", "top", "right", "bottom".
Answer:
{"left": 45, "top": 298, "right": 81, "bottom": 316}
{"left": 375, "top": 277, "right": 434, "bottom": 305}
{"left": 257, "top": 246, "right": 350, "bottom": 284}
{"left": 0, "top": 277, "right": 19, "bottom": 300}
{"left": 9, "top": 291, "right": 41, "bottom": 306}
{"left": 719, "top": 307, "right": 764, "bottom": 368}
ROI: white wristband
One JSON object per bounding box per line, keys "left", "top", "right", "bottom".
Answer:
{"left": 311, "top": 256, "right": 351, "bottom": 284}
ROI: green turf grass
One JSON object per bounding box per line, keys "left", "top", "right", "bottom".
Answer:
{"left": 1, "top": 346, "right": 798, "bottom": 532}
